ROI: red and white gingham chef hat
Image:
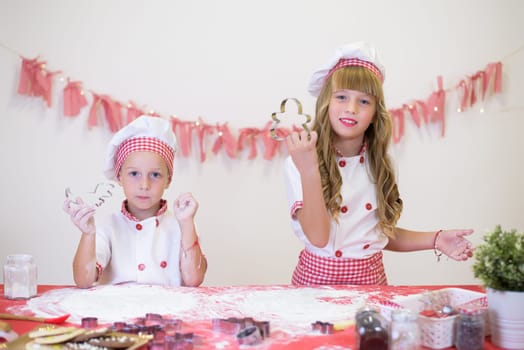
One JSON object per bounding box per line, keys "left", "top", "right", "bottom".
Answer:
{"left": 103, "top": 115, "right": 177, "bottom": 181}
{"left": 307, "top": 41, "right": 386, "bottom": 97}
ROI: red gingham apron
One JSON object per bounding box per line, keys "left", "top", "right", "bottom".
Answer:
{"left": 291, "top": 249, "right": 387, "bottom": 286}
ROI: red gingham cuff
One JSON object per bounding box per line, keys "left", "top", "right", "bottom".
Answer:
{"left": 290, "top": 201, "right": 303, "bottom": 219}
{"left": 95, "top": 262, "right": 103, "bottom": 282}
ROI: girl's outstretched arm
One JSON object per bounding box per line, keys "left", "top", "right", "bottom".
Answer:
{"left": 386, "top": 227, "right": 474, "bottom": 261}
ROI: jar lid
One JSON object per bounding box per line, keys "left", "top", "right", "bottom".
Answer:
{"left": 457, "top": 306, "right": 486, "bottom": 315}
{"left": 391, "top": 309, "right": 418, "bottom": 321}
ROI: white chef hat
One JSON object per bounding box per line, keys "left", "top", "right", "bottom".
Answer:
{"left": 103, "top": 115, "right": 177, "bottom": 181}
{"left": 307, "top": 41, "right": 386, "bottom": 97}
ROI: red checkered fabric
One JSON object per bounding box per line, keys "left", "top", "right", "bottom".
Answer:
{"left": 95, "top": 262, "right": 103, "bottom": 282}
{"left": 327, "top": 58, "right": 384, "bottom": 82}
{"left": 121, "top": 199, "right": 168, "bottom": 221}
{"left": 291, "top": 249, "right": 387, "bottom": 286}
{"left": 290, "top": 201, "right": 303, "bottom": 219}
{"left": 115, "top": 137, "right": 175, "bottom": 179}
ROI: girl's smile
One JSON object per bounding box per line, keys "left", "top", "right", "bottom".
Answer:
{"left": 329, "top": 89, "right": 376, "bottom": 146}
{"left": 338, "top": 117, "right": 358, "bottom": 127}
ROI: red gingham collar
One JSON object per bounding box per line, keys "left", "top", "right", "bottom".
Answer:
{"left": 121, "top": 199, "right": 168, "bottom": 222}
{"left": 333, "top": 140, "right": 367, "bottom": 158}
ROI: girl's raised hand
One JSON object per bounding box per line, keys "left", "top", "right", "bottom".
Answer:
{"left": 436, "top": 229, "right": 474, "bottom": 261}
{"left": 63, "top": 198, "right": 96, "bottom": 235}
{"left": 174, "top": 192, "right": 199, "bottom": 221}
{"left": 285, "top": 130, "right": 318, "bottom": 173}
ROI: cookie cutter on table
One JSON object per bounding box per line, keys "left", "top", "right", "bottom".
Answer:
{"left": 212, "top": 317, "right": 270, "bottom": 337}
{"left": 108, "top": 315, "right": 201, "bottom": 349}
{"left": 81, "top": 317, "right": 99, "bottom": 329}
{"left": 269, "top": 98, "right": 312, "bottom": 141}
{"left": 311, "top": 320, "right": 335, "bottom": 334}
{"left": 212, "top": 317, "right": 270, "bottom": 345}
{"left": 149, "top": 332, "right": 202, "bottom": 350}
{"left": 65, "top": 182, "right": 115, "bottom": 208}
{"left": 236, "top": 325, "right": 263, "bottom": 346}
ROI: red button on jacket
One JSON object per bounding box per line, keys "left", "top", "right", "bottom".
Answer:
{"left": 160, "top": 261, "right": 167, "bottom": 268}
{"left": 136, "top": 223, "right": 143, "bottom": 230}
{"left": 138, "top": 263, "right": 145, "bottom": 271}
{"left": 341, "top": 205, "right": 348, "bottom": 213}
{"left": 335, "top": 250, "right": 343, "bottom": 258}
{"left": 338, "top": 160, "right": 346, "bottom": 167}
{"left": 365, "top": 203, "right": 373, "bottom": 210}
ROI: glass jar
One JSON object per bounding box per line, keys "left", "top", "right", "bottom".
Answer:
{"left": 3, "top": 254, "right": 38, "bottom": 299}
{"left": 455, "top": 307, "right": 486, "bottom": 350}
{"left": 389, "top": 309, "right": 421, "bottom": 350}
{"left": 355, "top": 306, "right": 389, "bottom": 350}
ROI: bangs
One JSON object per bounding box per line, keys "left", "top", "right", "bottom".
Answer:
{"left": 330, "top": 66, "right": 382, "bottom": 97}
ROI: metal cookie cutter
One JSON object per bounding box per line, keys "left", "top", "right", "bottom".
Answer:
{"left": 269, "top": 97, "right": 312, "bottom": 141}
{"left": 236, "top": 325, "right": 263, "bottom": 346}
{"left": 81, "top": 317, "right": 99, "bottom": 329}
{"left": 65, "top": 182, "right": 115, "bottom": 208}
{"left": 311, "top": 320, "right": 335, "bottom": 334}
{"left": 175, "top": 332, "right": 203, "bottom": 345}
{"left": 212, "top": 317, "right": 270, "bottom": 338}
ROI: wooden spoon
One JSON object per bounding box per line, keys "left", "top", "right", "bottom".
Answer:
{"left": 0, "top": 313, "right": 70, "bottom": 324}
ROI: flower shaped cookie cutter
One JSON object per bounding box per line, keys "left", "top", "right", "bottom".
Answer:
{"left": 65, "top": 182, "right": 115, "bottom": 208}
{"left": 269, "top": 98, "right": 312, "bottom": 141}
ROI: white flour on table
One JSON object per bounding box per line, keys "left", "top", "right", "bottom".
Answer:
{"left": 13, "top": 284, "right": 381, "bottom": 334}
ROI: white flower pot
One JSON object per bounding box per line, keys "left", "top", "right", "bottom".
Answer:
{"left": 486, "top": 287, "right": 524, "bottom": 349}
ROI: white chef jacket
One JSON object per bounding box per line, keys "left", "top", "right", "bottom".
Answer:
{"left": 284, "top": 153, "right": 389, "bottom": 259}
{"left": 95, "top": 210, "right": 182, "bottom": 286}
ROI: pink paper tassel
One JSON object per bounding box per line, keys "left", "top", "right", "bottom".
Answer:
{"left": 389, "top": 109, "right": 405, "bottom": 143}
{"left": 17, "top": 57, "right": 46, "bottom": 96}
{"left": 238, "top": 128, "right": 261, "bottom": 160}
{"left": 171, "top": 118, "right": 193, "bottom": 157}
{"left": 17, "top": 57, "right": 39, "bottom": 96}
{"left": 212, "top": 123, "right": 237, "bottom": 158}
{"left": 427, "top": 76, "right": 446, "bottom": 137}
{"left": 88, "top": 94, "right": 123, "bottom": 132}
{"left": 126, "top": 101, "right": 145, "bottom": 125}
{"left": 483, "top": 62, "right": 503, "bottom": 98}
{"left": 470, "top": 72, "right": 484, "bottom": 106}
{"left": 190, "top": 119, "right": 214, "bottom": 162}
{"left": 457, "top": 79, "right": 470, "bottom": 111}
{"left": 262, "top": 121, "right": 290, "bottom": 160}
{"left": 17, "top": 57, "right": 60, "bottom": 107}
{"left": 63, "top": 80, "right": 88, "bottom": 117}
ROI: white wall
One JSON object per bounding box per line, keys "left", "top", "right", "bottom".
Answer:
{"left": 0, "top": 0, "right": 523, "bottom": 286}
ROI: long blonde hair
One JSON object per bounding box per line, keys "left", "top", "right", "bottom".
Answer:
{"left": 312, "top": 66, "right": 403, "bottom": 238}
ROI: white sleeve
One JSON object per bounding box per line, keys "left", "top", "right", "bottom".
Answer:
{"left": 283, "top": 156, "right": 303, "bottom": 218}
{"left": 95, "top": 215, "right": 112, "bottom": 269}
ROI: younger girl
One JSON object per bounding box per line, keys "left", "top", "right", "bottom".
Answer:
{"left": 284, "top": 42, "right": 473, "bottom": 285}
{"left": 64, "top": 115, "right": 207, "bottom": 288}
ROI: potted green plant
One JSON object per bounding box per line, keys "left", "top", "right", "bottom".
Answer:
{"left": 472, "top": 225, "right": 524, "bottom": 349}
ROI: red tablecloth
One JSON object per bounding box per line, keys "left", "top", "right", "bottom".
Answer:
{"left": 0, "top": 284, "right": 500, "bottom": 349}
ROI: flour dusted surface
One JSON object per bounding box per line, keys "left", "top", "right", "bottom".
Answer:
{"left": 16, "top": 284, "right": 375, "bottom": 334}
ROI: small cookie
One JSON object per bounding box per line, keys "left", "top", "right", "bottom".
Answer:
{"left": 71, "top": 327, "right": 109, "bottom": 342}
{"left": 0, "top": 321, "right": 12, "bottom": 332}
{"left": 25, "top": 341, "right": 63, "bottom": 349}
{"left": 34, "top": 329, "right": 86, "bottom": 344}
{"left": 28, "top": 326, "right": 78, "bottom": 339}
{"left": 88, "top": 335, "right": 135, "bottom": 348}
